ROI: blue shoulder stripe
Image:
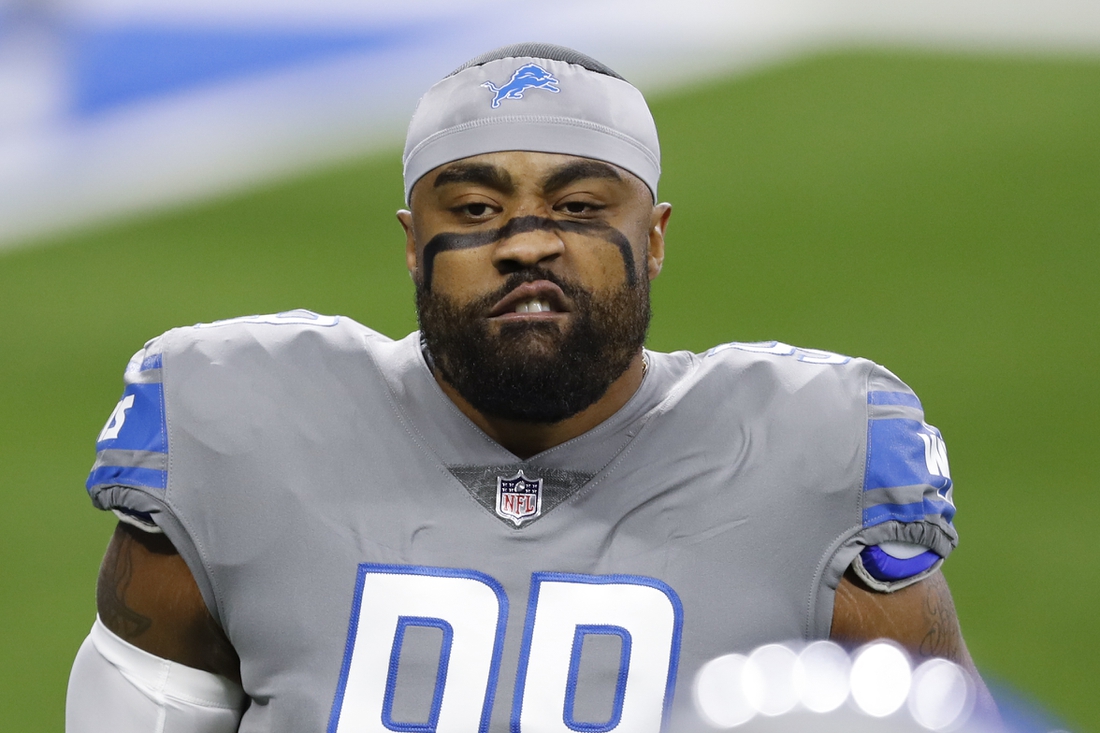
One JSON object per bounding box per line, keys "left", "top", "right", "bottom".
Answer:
{"left": 94, "top": 382, "right": 168, "bottom": 454}
{"left": 865, "top": 418, "right": 951, "bottom": 493}
{"left": 87, "top": 365, "right": 168, "bottom": 493}
{"left": 863, "top": 499, "right": 956, "bottom": 527}
{"left": 867, "top": 390, "right": 922, "bottom": 409}
{"left": 87, "top": 464, "right": 167, "bottom": 491}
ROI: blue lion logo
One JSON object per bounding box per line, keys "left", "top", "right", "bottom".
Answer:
{"left": 481, "top": 63, "right": 560, "bottom": 108}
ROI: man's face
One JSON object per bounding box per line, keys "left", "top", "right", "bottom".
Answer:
{"left": 399, "top": 151, "right": 671, "bottom": 425}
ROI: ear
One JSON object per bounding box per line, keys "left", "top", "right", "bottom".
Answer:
{"left": 647, "top": 203, "right": 672, "bottom": 281}
{"left": 397, "top": 209, "right": 417, "bottom": 281}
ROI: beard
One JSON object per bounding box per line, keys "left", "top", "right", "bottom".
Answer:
{"left": 416, "top": 269, "right": 650, "bottom": 424}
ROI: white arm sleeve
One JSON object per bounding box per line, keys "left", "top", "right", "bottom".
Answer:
{"left": 66, "top": 617, "right": 246, "bottom": 733}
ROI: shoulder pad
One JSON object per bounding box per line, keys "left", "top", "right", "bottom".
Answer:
{"left": 189, "top": 309, "right": 342, "bottom": 330}
{"left": 703, "top": 340, "right": 853, "bottom": 366}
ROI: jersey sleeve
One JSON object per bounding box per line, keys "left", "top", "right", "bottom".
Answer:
{"left": 851, "top": 365, "right": 959, "bottom": 592}
{"left": 85, "top": 342, "right": 170, "bottom": 533}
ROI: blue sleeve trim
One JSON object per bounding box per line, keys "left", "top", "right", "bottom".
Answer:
{"left": 94, "top": 382, "right": 168, "bottom": 454}
{"left": 863, "top": 499, "right": 956, "bottom": 527}
{"left": 88, "top": 378, "right": 169, "bottom": 495}
{"left": 865, "top": 418, "right": 952, "bottom": 492}
{"left": 860, "top": 545, "right": 940, "bottom": 581}
{"left": 867, "top": 390, "right": 922, "bottom": 409}
{"left": 87, "top": 464, "right": 168, "bottom": 491}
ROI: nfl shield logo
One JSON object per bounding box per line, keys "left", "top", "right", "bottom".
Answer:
{"left": 496, "top": 470, "right": 543, "bottom": 526}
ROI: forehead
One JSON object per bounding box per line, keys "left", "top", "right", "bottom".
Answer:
{"left": 413, "top": 151, "right": 650, "bottom": 200}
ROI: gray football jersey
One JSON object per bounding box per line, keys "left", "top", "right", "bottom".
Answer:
{"left": 86, "top": 310, "right": 958, "bottom": 733}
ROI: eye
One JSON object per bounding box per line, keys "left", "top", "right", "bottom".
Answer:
{"left": 558, "top": 199, "right": 605, "bottom": 216}
{"left": 449, "top": 201, "right": 497, "bottom": 220}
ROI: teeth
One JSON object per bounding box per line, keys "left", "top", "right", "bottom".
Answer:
{"left": 515, "top": 298, "right": 551, "bottom": 314}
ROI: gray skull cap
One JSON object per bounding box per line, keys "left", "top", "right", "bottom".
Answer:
{"left": 402, "top": 43, "right": 660, "bottom": 204}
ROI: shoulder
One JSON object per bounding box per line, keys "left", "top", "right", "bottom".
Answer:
{"left": 646, "top": 340, "right": 899, "bottom": 481}
{"left": 86, "top": 311, "right": 414, "bottom": 615}
{"left": 138, "top": 309, "right": 409, "bottom": 398}
{"left": 86, "top": 310, "right": 399, "bottom": 500}
{"left": 690, "top": 339, "right": 952, "bottom": 512}
{"left": 691, "top": 341, "right": 958, "bottom": 586}
{"left": 151, "top": 309, "right": 390, "bottom": 364}
{"left": 150, "top": 309, "right": 414, "bottom": 444}
{"left": 653, "top": 341, "right": 959, "bottom": 595}
{"left": 670, "top": 339, "right": 890, "bottom": 416}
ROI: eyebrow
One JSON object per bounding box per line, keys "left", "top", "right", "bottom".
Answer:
{"left": 541, "top": 160, "right": 623, "bottom": 195}
{"left": 432, "top": 163, "right": 515, "bottom": 193}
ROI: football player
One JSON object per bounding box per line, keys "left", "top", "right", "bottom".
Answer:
{"left": 68, "top": 43, "right": 997, "bottom": 732}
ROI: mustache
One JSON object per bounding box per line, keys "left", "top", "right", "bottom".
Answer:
{"left": 419, "top": 215, "right": 637, "bottom": 291}
{"left": 434, "top": 267, "right": 584, "bottom": 317}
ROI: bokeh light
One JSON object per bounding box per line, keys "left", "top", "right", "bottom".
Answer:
{"left": 850, "top": 642, "right": 912, "bottom": 717}
{"left": 908, "top": 659, "right": 974, "bottom": 731}
{"left": 744, "top": 644, "right": 800, "bottom": 717}
{"left": 795, "top": 640, "right": 851, "bottom": 713}
{"left": 693, "top": 653, "right": 756, "bottom": 728}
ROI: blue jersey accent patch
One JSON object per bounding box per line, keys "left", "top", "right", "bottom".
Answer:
{"left": 859, "top": 545, "right": 941, "bottom": 582}
{"left": 865, "top": 419, "right": 952, "bottom": 492}
{"left": 87, "top": 374, "right": 169, "bottom": 492}
{"left": 867, "top": 390, "right": 922, "bottom": 410}
{"left": 94, "top": 382, "right": 168, "bottom": 454}
{"left": 481, "top": 64, "right": 560, "bottom": 108}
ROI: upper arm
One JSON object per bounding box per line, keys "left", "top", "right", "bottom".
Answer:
{"left": 830, "top": 567, "right": 999, "bottom": 719}
{"left": 830, "top": 567, "right": 971, "bottom": 666}
{"left": 96, "top": 522, "right": 241, "bottom": 684}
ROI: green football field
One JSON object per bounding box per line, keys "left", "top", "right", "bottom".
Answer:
{"left": 1, "top": 50, "right": 1097, "bottom": 730}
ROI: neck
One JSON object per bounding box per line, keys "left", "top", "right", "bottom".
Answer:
{"left": 433, "top": 352, "right": 647, "bottom": 459}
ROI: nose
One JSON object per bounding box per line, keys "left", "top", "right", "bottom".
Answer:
{"left": 490, "top": 220, "right": 565, "bottom": 274}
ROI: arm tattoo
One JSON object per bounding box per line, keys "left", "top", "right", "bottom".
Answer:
{"left": 918, "top": 576, "right": 961, "bottom": 661}
{"left": 96, "top": 529, "right": 153, "bottom": 640}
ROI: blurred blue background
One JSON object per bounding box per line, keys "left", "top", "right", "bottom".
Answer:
{"left": 3, "top": 0, "right": 1097, "bottom": 249}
